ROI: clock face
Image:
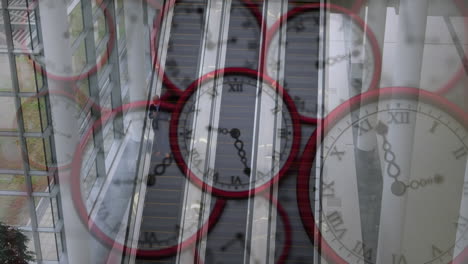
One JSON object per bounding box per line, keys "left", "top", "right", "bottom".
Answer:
{"left": 324, "top": 11, "right": 379, "bottom": 110}
{"left": 137, "top": 111, "right": 225, "bottom": 258}
{"left": 298, "top": 88, "right": 468, "bottom": 264}
{"left": 264, "top": 3, "right": 381, "bottom": 117}
{"left": 70, "top": 102, "right": 225, "bottom": 259}
{"left": 170, "top": 69, "right": 301, "bottom": 197}
{"left": 201, "top": 196, "right": 291, "bottom": 264}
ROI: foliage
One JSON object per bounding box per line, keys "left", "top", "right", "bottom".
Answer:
{"left": 0, "top": 222, "right": 35, "bottom": 264}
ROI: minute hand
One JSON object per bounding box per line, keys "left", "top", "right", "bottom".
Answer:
{"left": 229, "top": 128, "right": 251, "bottom": 176}
{"left": 375, "top": 121, "right": 407, "bottom": 196}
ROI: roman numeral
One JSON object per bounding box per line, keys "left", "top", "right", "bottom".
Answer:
{"left": 272, "top": 150, "right": 283, "bottom": 162}
{"left": 353, "top": 241, "right": 372, "bottom": 261}
{"left": 322, "top": 180, "right": 335, "bottom": 197}
{"left": 432, "top": 245, "right": 443, "bottom": 257}
{"left": 231, "top": 176, "right": 242, "bottom": 186}
{"left": 429, "top": 121, "right": 440, "bottom": 133}
{"left": 330, "top": 146, "right": 345, "bottom": 161}
{"left": 278, "top": 128, "right": 289, "bottom": 139}
{"left": 453, "top": 147, "right": 467, "bottom": 160}
{"left": 326, "top": 211, "right": 347, "bottom": 240}
{"left": 354, "top": 118, "right": 373, "bottom": 135}
{"left": 190, "top": 149, "right": 202, "bottom": 167}
{"left": 204, "top": 168, "right": 219, "bottom": 182}
{"left": 392, "top": 254, "right": 407, "bottom": 264}
{"left": 228, "top": 83, "right": 243, "bottom": 92}
{"left": 139, "top": 232, "right": 158, "bottom": 247}
{"left": 180, "top": 129, "right": 192, "bottom": 139}
{"left": 388, "top": 111, "right": 410, "bottom": 124}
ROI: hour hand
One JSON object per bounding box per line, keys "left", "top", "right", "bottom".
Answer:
{"left": 207, "top": 126, "right": 239, "bottom": 137}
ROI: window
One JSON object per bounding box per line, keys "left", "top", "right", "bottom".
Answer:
{"left": 0, "top": 175, "right": 26, "bottom": 192}
{"left": 0, "top": 136, "right": 23, "bottom": 170}
{"left": 21, "top": 97, "right": 43, "bottom": 132}
{"left": 0, "top": 195, "right": 31, "bottom": 226}
{"left": 26, "top": 137, "right": 46, "bottom": 171}
{"left": 16, "top": 55, "right": 39, "bottom": 92}
{"left": 0, "top": 96, "right": 18, "bottom": 131}
{"left": 68, "top": 2, "right": 84, "bottom": 43}
{"left": 72, "top": 40, "right": 87, "bottom": 74}
{"left": 0, "top": 54, "right": 13, "bottom": 91}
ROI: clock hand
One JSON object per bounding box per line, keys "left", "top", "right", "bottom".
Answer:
{"left": 220, "top": 232, "right": 245, "bottom": 251}
{"left": 153, "top": 154, "right": 173, "bottom": 175}
{"left": 375, "top": 121, "right": 407, "bottom": 196}
{"left": 206, "top": 126, "right": 251, "bottom": 176}
{"left": 230, "top": 128, "right": 251, "bottom": 176}
{"left": 206, "top": 125, "right": 236, "bottom": 135}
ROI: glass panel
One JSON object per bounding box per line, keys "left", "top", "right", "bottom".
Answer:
{"left": 0, "top": 175, "right": 26, "bottom": 191}
{"left": 0, "top": 96, "right": 18, "bottom": 131}
{"left": 35, "top": 197, "right": 54, "bottom": 228}
{"left": 117, "top": 16, "right": 126, "bottom": 42}
{"left": 56, "top": 230, "right": 64, "bottom": 260}
{"left": 26, "top": 137, "right": 46, "bottom": 171}
{"left": 39, "top": 232, "right": 59, "bottom": 261}
{"left": 94, "top": 10, "right": 107, "bottom": 47}
{"left": 116, "top": 0, "right": 124, "bottom": 12}
{"left": 9, "top": 10, "right": 32, "bottom": 50}
{"left": 68, "top": 2, "right": 84, "bottom": 43}
{"left": 16, "top": 55, "right": 38, "bottom": 92}
{"left": 83, "top": 161, "right": 97, "bottom": 200}
{"left": 0, "top": 54, "right": 13, "bottom": 91}
{"left": 103, "top": 122, "right": 114, "bottom": 158}
{"left": 119, "top": 54, "right": 128, "bottom": 88}
{"left": 21, "top": 97, "right": 42, "bottom": 132}
{"left": 102, "top": 93, "right": 112, "bottom": 110}
{"left": 72, "top": 40, "right": 87, "bottom": 74}
{"left": 51, "top": 196, "right": 60, "bottom": 226}
{"left": 35, "top": 64, "right": 44, "bottom": 89}
{"left": 43, "top": 136, "right": 53, "bottom": 167}
{"left": 31, "top": 175, "right": 49, "bottom": 193}
{"left": 0, "top": 136, "right": 23, "bottom": 170}
{"left": 83, "top": 132, "right": 94, "bottom": 163}
{"left": 77, "top": 79, "right": 90, "bottom": 107}
{"left": 0, "top": 24, "right": 7, "bottom": 49}
{"left": 39, "top": 96, "right": 48, "bottom": 131}
{"left": 0, "top": 195, "right": 31, "bottom": 226}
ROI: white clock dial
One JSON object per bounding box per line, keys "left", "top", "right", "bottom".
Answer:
{"left": 264, "top": 4, "right": 380, "bottom": 117}
{"left": 298, "top": 88, "right": 468, "bottom": 264}
{"left": 171, "top": 72, "right": 300, "bottom": 197}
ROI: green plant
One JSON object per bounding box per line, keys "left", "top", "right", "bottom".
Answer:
{"left": 0, "top": 222, "right": 35, "bottom": 264}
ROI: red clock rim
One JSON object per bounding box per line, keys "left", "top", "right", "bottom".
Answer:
{"left": 191, "top": 193, "right": 293, "bottom": 263}
{"left": 69, "top": 99, "right": 226, "bottom": 258}
{"left": 21, "top": 0, "right": 115, "bottom": 82}
{"left": 169, "top": 67, "right": 302, "bottom": 198}
{"left": 262, "top": 2, "right": 383, "bottom": 99}
{"left": 296, "top": 86, "right": 468, "bottom": 264}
